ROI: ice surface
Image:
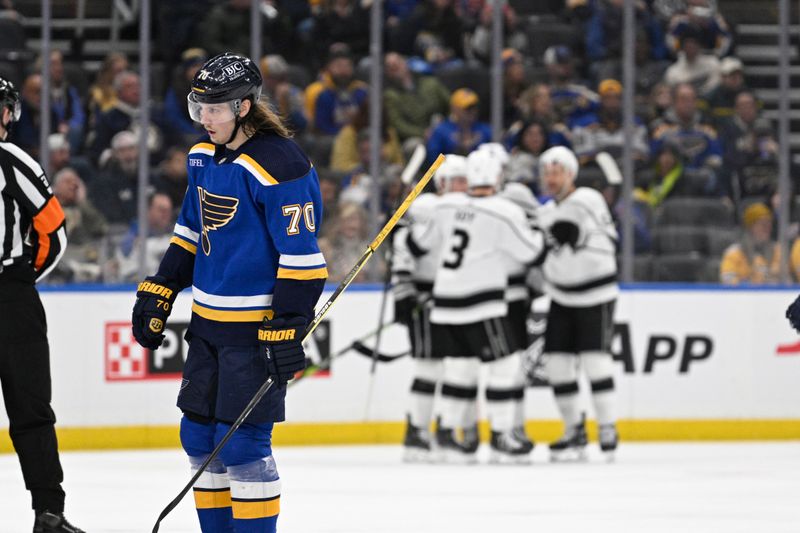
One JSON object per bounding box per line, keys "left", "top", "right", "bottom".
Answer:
{"left": 1, "top": 443, "right": 798, "bottom": 533}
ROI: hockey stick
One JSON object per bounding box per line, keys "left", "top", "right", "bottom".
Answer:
{"left": 151, "top": 153, "right": 445, "bottom": 533}
{"left": 289, "top": 321, "right": 405, "bottom": 384}
{"left": 363, "top": 144, "right": 426, "bottom": 420}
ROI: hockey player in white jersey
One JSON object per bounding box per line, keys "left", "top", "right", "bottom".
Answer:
{"left": 392, "top": 155, "right": 469, "bottom": 462}
{"left": 410, "top": 149, "right": 546, "bottom": 463}
{"left": 538, "top": 146, "right": 620, "bottom": 461}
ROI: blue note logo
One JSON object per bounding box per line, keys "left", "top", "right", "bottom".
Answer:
{"left": 197, "top": 186, "right": 238, "bottom": 255}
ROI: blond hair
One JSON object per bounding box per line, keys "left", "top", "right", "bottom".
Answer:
{"left": 242, "top": 100, "right": 292, "bottom": 139}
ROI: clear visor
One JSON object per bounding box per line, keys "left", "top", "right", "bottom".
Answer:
{"left": 187, "top": 93, "right": 238, "bottom": 125}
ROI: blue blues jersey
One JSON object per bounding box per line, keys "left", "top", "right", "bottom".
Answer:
{"left": 157, "top": 132, "right": 327, "bottom": 345}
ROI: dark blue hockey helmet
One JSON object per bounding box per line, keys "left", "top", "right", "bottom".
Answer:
{"left": 189, "top": 52, "right": 262, "bottom": 105}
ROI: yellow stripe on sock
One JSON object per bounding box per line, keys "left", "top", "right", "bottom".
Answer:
{"left": 194, "top": 488, "right": 232, "bottom": 509}
{"left": 231, "top": 497, "right": 280, "bottom": 519}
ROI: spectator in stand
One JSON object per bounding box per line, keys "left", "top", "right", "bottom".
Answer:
{"left": 199, "top": 0, "right": 293, "bottom": 58}
{"left": 720, "top": 91, "right": 779, "bottom": 200}
{"left": 312, "top": 0, "right": 370, "bottom": 59}
{"left": 641, "top": 81, "right": 672, "bottom": 125}
{"left": 337, "top": 132, "right": 403, "bottom": 211}
{"left": 304, "top": 44, "right": 368, "bottom": 135}
{"left": 89, "top": 52, "right": 128, "bottom": 115}
{"left": 260, "top": 54, "right": 308, "bottom": 134}
{"left": 383, "top": 52, "right": 451, "bottom": 144}
{"left": 634, "top": 141, "right": 691, "bottom": 208}
{"left": 113, "top": 192, "right": 175, "bottom": 282}
{"left": 386, "top": 0, "right": 423, "bottom": 52}
{"left": 586, "top": 0, "right": 667, "bottom": 83}
{"left": 651, "top": 83, "right": 722, "bottom": 172}
{"left": 318, "top": 202, "right": 382, "bottom": 282}
{"left": 397, "top": 0, "right": 465, "bottom": 65}
{"left": 571, "top": 79, "right": 649, "bottom": 166}
{"left": 513, "top": 83, "right": 571, "bottom": 147}
{"left": 720, "top": 203, "right": 780, "bottom": 285}
{"left": 702, "top": 57, "right": 748, "bottom": 127}
{"left": 543, "top": 45, "right": 598, "bottom": 126}
{"left": 667, "top": 0, "right": 732, "bottom": 58}
{"left": 318, "top": 173, "right": 340, "bottom": 238}
{"left": 425, "top": 88, "right": 492, "bottom": 161}
{"left": 153, "top": 146, "right": 189, "bottom": 212}
{"left": 91, "top": 131, "right": 154, "bottom": 225}
{"left": 500, "top": 49, "right": 530, "bottom": 128}
{"left": 9, "top": 74, "right": 58, "bottom": 159}
{"left": 664, "top": 24, "right": 721, "bottom": 95}
{"left": 468, "top": 2, "right": 529, "bottom": 64}
{"left": 47, "top": 133, "right": 95, "bottom": 184}
{"left": 48, "top": 167, "right": 108, "bottom": 283}
{"left": 720, "top": 91, "right": 778, "bottom": 169}
{"left": 331, "top": 99, "right": 404, "bottom": 172}
{"left": 163, "top": 48, "right": 207, "bottom": 140}
{"left": 89, "top": 70, "right": 165, "bottom": 164}
{"left": 38, "top": 50, "right": 86, "bottom": 154}
{"left": 507, "top": 120, "right": 552, "bottom": 191}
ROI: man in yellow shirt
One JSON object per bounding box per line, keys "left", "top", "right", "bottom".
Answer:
{"left": 720, "top": 202, "right": 780, "bottom": 284}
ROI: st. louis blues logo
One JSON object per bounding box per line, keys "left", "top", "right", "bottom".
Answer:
{"left": 197, "top": 186, "right": 238, "bottom": 255}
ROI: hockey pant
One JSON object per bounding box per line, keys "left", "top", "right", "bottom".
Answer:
{"left": 181, "top": 416, "right": 280, "bottom": 533}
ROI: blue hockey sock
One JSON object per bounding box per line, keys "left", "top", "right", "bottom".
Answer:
{"left": 216, "top": 422, "right": 279, "bottom": 533}
{"left": 181, "top": 416, "right": 235, "bottom": 532}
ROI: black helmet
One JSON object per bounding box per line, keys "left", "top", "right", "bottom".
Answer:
{"left": 0, "top": 77, "right": 21, "bottom": 122}
{"left": 190, "top": 52, "right": 262, "bottom": 105}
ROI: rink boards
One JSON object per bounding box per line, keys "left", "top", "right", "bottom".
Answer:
{"left": 1, "top": 284, "right": 800, "bottom": 451}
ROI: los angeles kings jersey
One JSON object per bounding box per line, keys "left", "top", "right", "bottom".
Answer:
{"left": 540, "top": 187, "right": 618, "bottom": 307}
{"left": 411, "top": 194, "right": 545, "bottom": 325}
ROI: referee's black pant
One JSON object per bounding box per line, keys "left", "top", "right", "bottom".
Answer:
{"left": 0, "top": 269, "right": 65, "bottom": 513}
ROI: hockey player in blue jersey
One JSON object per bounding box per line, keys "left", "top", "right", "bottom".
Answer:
{"left": 131, "top": 53, "right": 327, "bottom": 533}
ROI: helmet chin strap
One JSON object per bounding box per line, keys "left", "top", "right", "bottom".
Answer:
{"left": 221, "top": 97, "right": 251, "bottom": 146}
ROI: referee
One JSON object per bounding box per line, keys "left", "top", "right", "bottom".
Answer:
{"left": 0, "top": 78, "right": 84, "bottom": 531}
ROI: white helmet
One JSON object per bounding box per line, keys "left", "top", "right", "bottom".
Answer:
{"left": 539, "top": 146, "right": 579, "bottom": 180}
{"left": 434, "top": 154, "right": 467, "bottom": 192}
{"left": 466, "top": 149, "right": 503, "bottom": 189}
{"left": 477, "top": 142, "right": 510, "bottom": 167}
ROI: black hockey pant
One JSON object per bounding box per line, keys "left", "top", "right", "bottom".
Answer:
{"left": 0, "top": 271, "right": 65, "bottom": 513}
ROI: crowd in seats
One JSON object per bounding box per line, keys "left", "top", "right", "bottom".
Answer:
{"left": 3, "top": 0, "right": 796, "bottom": 285}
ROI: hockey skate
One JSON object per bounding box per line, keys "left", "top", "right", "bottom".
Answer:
{"left": 402, "top": 417, "right": 433, "bottom": 463}
{"left": 512, "top": 426, "right": 535, "bottom": 454}
{"left": 599, "top": 423, "right": 619, "bottom": 462}
{"left": 33, "top": 511, "right": 85, "bottom": 533}
{"left": 436, "top": 427, "right": 478, "bottom": 465}
{"left": 549, "top": 420, "right": 588, "bottom": 462}
{"left": 489, "top": 430, "right": 533, "bottom": 465}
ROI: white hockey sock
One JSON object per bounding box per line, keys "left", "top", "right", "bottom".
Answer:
{"left": 581, "top": 351, "right": 617, "bottom": 425}
{"left": 486, "top": 353, "right": 523, "bottom": 433}
{"left": 439, "top": 357, "right": 479, "bottom": 430}
{"left": 546, "top": 353, "right": 582, "bottom": 427}
{"left": 408, "top": 359, "right": 443, "bottom": 428}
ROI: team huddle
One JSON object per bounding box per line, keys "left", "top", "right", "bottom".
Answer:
{"left": 393, "top": 145, "right": 619, "bottom": 464}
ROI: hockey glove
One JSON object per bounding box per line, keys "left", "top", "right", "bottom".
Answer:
{"left": 786, "top": 295, "right": 800, "bottom": 332}
{"left": 259, "top": 316, "right": 307, "bottom": 385}
{"left": 394, "top": 295, "right": 416, "bottom": 325}
{"left": 132, "top": 275, "right": 178, "bottom": 350}
{"left": 549, "top": 220, "right": 580, "bottom": 248}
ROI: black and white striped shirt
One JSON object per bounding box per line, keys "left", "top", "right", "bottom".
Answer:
{"left": 0, "top": 140, "right": 67, "bottom": 281}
